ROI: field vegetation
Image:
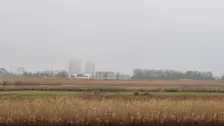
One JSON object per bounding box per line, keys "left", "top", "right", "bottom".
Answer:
{"left": 1, "top": 76, "right": 224, "bottom": 93}
{"left": 0, "top": 95, "right": 223, "bottom": 126}
{"left": 0, "top": 77, "right": 224, "bottom": 125}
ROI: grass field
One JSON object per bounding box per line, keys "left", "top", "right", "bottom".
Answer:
{"left": 1, "top": 90, "right": 224, "bottom": 97}
{"left": 1, "top": 76, "right": 224, "bottom": 93}
{"left": 1, "top": 76, "right": 224, "bottom": 125}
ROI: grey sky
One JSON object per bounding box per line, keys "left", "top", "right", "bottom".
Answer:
{"left": 0, "top": 0, "right": 224, "bottom": 75}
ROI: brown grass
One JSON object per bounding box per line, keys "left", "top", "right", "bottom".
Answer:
{"left": 1, "top": 76, "right": 224, "bottom": 93}
{"left": 0, "top": 95, "right": 224, "bottom": 126}
{"left": 0, "top": 76, "right": 222, "bottom": 85}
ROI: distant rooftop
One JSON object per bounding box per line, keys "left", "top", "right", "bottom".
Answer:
{"left": 0, "top": 68, "right": 9, "bottom": 75}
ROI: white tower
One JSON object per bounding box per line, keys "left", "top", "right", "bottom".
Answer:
{"left": 84, "top": 60, "right": 95, "bottom": 77}
{"left": 68, "top": 58, "right": 82, "bottom": 74}
{"left": 85, "top": 61, "right": 95, "bottom": 73}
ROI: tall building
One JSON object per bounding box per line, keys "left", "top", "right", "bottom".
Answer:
{"left": 84, "top": 61, "right": 95, "bottom": 73}
{"left": 95, "top": 71, "right": 115, "bottom": 80}
{"left": 68, "top": 59, "right": 82, "bottom": 74}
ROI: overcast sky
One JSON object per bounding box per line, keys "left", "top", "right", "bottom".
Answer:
{"left": 0, "top": 0, "right": 224, "bottom": 75}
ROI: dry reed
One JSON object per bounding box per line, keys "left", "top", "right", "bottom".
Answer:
{"left": 0, "top": 96, "right": 224, "bottom": 126}
{"left": 1, "top": 77, "right": 224, "bottom": 93}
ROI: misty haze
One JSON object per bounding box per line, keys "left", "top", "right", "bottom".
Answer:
{"left": 1, "top": 0, "right": 224, "bottom": 76}
{"left": 1, "top": 1, "right": 224, "bottom": 126}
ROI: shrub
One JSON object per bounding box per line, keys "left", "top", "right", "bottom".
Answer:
{"left": 142, "top": 92, "right": 152, "bottom": 96}
{"left": 133, "top": 92, "right": 139, "bottom": 96}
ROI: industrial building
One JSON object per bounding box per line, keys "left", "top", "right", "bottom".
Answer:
{"left": 95, "top": 71, "right": 116, "bottom": 80}
{"left": 119, "top": 74, "right": 131, "bottom": 80}
{"left": 84, "top": 61, "right": 95, "bottom": 76}
{"left": 84, "top": 61, "right": 95, "bottom": 78}
{"left": 0, "top": 68, "right": 9, "bottom": 76}
{"left": 68, "top": 58, "right": 82, "bottom": 74}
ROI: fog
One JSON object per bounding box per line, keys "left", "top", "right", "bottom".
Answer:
{"left": 0, "top": 0, "right": 224, "bottom": 75}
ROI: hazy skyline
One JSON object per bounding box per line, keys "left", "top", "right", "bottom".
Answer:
{"left": 1, "top": 0, "right": 224, "bottom": 75}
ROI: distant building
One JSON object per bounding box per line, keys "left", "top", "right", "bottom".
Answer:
{"left": 119, "top": 74, "right": 131, "bottom": 80}
{"left": 68, "top": 73, "right": 91, "bottom": 79}
{"left": 68, "top": 58, "right": 82, "bottom": 74}
{"left": 84, "top": 61, "right": 95, "bottom": 78}
{"left": 95, "top": 71, "right": 115, "bottom": 80}
{"left": 15, "top": 67, "right": 26, "bottom": 76}
{"left": 75, "top": 73, "right": 91, "bottom": 79}
{"left": 84, "top": 61, "right": 95, "bottom": 73}
{"left": 0, "top": 68, "right": 9, "bottom": 76}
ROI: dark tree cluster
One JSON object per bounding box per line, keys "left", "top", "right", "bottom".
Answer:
{"left": 21, "top": 70, "right": 68, "bottom": 78}
{"left": 132, "top": 69, "right": 215, "bottom": 80}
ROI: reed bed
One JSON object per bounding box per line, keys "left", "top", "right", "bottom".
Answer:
{"left": 0, "top": 76, "right": 222, "bottom": 85}
{"left": 1, "top": 76, "right": 224, "bottom": 93}
{"left": 0, "top": 96, "right": 224, "bottom": 126}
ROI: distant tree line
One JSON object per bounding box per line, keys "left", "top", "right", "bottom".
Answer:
{"left": 20, "top": 70, "right": 68, "bottom": 78}
{"left": 132, "top": 69, "right": 215, "bottom": 80}
{"left": 7, "top": 67, "right": 224, "bottom": 81}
